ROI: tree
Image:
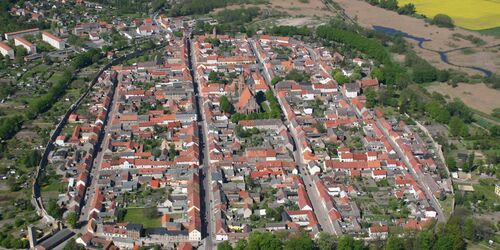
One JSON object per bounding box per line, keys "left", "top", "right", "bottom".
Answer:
{"left": 218, "top": 241, "right": 233, "bottom": 250}
{"left": 463, "top": 217, "right": 475, "bottom": 241}
{"left": 337, "top": 236, "right": 366, "bottom": 250}
{"left": 333, "top": 71, "right": 349, "bottom": 85}
{"left": 371, "top": 67, "right": 384, "bottom": 81}
{"left": 116, "top": 208, "right": 127, "bottom": 222}
{"left": 66, "top": 212, "right": 78, "bottom": 228}
{"left": 18, "top": 149, "right": 41, "bottom": 168}
{"left": 449, "top": 116, "right": 468, "bottom": 137}
{"left": 432, "top": 14, "right": 455, "bottom": 28}
{"left": 234, "top": 239, "right": 248, "bottom": 250}
{"left": 316, "top": 232, "right": 336, "bottom": 250}
{"left": 434, "top": 217, "right": 466, "bottom": 250}
{"left": 446, "top": 156, "right": 457, "bottom": 171}
{"left": 414, "top": 229, "right": 436, "bottom": 250}
{"left": 47, "top": 199, "right": 63, "bottom": 219}
{"left": 168, "top": 143, "right": 176, "bottom": 161}
{"left": 143, "top": 206, "right": 158, "bottom": 219}
{"left": 220, "top": 95, "right": 234, "bottom": 114}
{"left": 385, "top": 236, "right": 405, "bottom": 250}
{"left": 397, "top": 3, "right": 416, "bottom": 15}
{"left": 284, "top": 231, "right": 314, "bottom": 250}
{"left": 271, "top": 76, "right": 283, "bottom": 85}
{"left": 365, "top": 88, "right": 378, "bottom": 108}
{"left": 246, "top": 231, "right": 282, "bottom": 250}
{"left": 285, "top": 69, "right": 309, "bottom": 83}
{"left": 208, "top": 71, "right": 220, "bottom": 82}
{"left": 62, "top": 238, "right": 85, "bottom": 250}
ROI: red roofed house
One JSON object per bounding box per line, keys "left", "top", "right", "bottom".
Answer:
{"left": 372, "top": 169, "right": 387, "bottom": 180}
{"left": 14, "top": 36, "right": 36, "bottom": 54}
{"left": 368, "top": 225, "right": 389, "bottom": 239}
{"left": 298, "top": 185, "right": 313, "bottom": 211}
{"left": 0, "top": 42, "right": 14, "bottom": 58}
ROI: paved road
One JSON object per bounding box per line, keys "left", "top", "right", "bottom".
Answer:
{"left": 187, "top": 37, "right": 217, "bottom": 249}
{"left": 79, "top": 76, "right": 121, "bottom": 227}
{"left": 249, "top": 38, "right": 339, "bottom": 235}
{"left": 375, "top": 120, "right": 446, "bottom": 223}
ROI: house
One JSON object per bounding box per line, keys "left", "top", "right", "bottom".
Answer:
{"left": 424, "top": 207, "right": 437, "bottom": 218}
{"left": 298, "top": 185, "right": 313, "bottom": 211}
{"left": 343, "top": 82, "right": 359, "bottom": 98}
{"left": 55, "top": 135, "right": 66, "bottom": 146}
{"left": 89, "top": 32, "right": 100, "bottom": 41}
{"left": 266, "top": 222, "right": 287, "bottom": 231}
{"left": 358, "top": 78, "right": 379, "bottom": 90}
{"left": 368, "top": 225, "right": 389, "bottom": 239}
{"left": 371, "top": 169, "right": 387, "bottom": 180}
{"left": 125, "top": 224, "right": 143, "bottom": 239}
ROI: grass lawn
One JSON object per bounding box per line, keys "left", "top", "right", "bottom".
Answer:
{"left": 20, "top": 64, "right": 49, "bottom": 81}
{"left": 261, "top": 101, "right": 272, "bottom": 113}
{"left": 439, "top": 195, "right": 454, "bottom": 220}
{"left": 473, "top": 180, "right": 498, "bottom": 201}
{"left": 48, "top": 72, "right": 67, "bottom": 85}
{"left": 366, "top": 186, "right": 379, "bottom": 192}
{"left": 124, "top": 208, "right": 161, "bottom": 228}
{"left": 41, "top": 181, "right": 66, "bottom": 192}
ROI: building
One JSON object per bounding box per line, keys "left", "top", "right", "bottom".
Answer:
{"left": 368, "top": 225, "right": 389, "bottom": 240}
{"left": 0, "top": 42, "right": 14, "bottom": 58}
{"left": 42, "top": 31, "right": 65, "bottom": 50}
{"left": 4, "top": 28, "right": 39, "bottom": 40}
{"left": 495, "top": 182, "right": 500, "bottom": 196}
{"left": 34, "top": 229, "right": 74, "bottom": 250}
{"left": 14, "top": 37, "right": 36, "bottom": 54}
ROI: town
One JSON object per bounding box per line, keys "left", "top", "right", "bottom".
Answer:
{"left": 0, "top": 1, "right": 498, "bottom": 250}
{"left": 22, "top": 21, "right": 451, "bottom": 250}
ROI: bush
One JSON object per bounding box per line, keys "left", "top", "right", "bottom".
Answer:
{"left": 432, "top": 14, "right": 454, "bottom": 28}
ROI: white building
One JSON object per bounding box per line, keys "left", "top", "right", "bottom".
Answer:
{"left": 42, "top": 31, "right": 65, "bottom": 50}
{"left": 14, "top": 37, "right": 36, "bottom": 54}
{"left": 4, "top": 28, "right": 39, "bottom": 40}
{"left": 0, "top": 42, "right": 14, "bottom": 58}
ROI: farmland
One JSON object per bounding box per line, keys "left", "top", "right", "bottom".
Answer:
{"left": 398, "top": 0, "right": 500, "bottom": 30}
{"left": 426, "top": 83, "right": 500, "bottom": 118}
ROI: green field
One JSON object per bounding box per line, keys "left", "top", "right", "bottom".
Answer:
{"left": 123, "top": 208, "right": 161, "bottom": 228}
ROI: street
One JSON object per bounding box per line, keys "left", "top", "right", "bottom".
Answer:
{"left": 78, "top": 74, "right": 121, "bottom": 227}
{"left": 375, "top": 120, "right": 446, "bottom": 223}
{"left": 187, "top": 37, "right": 217, "bottom": 249}
{"left": 249, "top": 38, "right": 340, "bottom": 235}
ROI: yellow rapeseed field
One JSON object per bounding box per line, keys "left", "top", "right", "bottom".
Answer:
{"left": 398, "top": 0, "right": 500, "bottom": 30}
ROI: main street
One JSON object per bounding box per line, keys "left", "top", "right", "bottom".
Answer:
{"left": 79, "top": 76, "right": 120, "bottom": 225}
{"left": 249, "top": 38, "right": 339, "bottom": 235}
{"left": 187, "top": 36, "right": 217, "bottom": 249}
{"left": 376, "top": 120, "right": 446, "bottom": 222}
{"left": 79, "top": 74, "right": 121, "bottom": 226}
